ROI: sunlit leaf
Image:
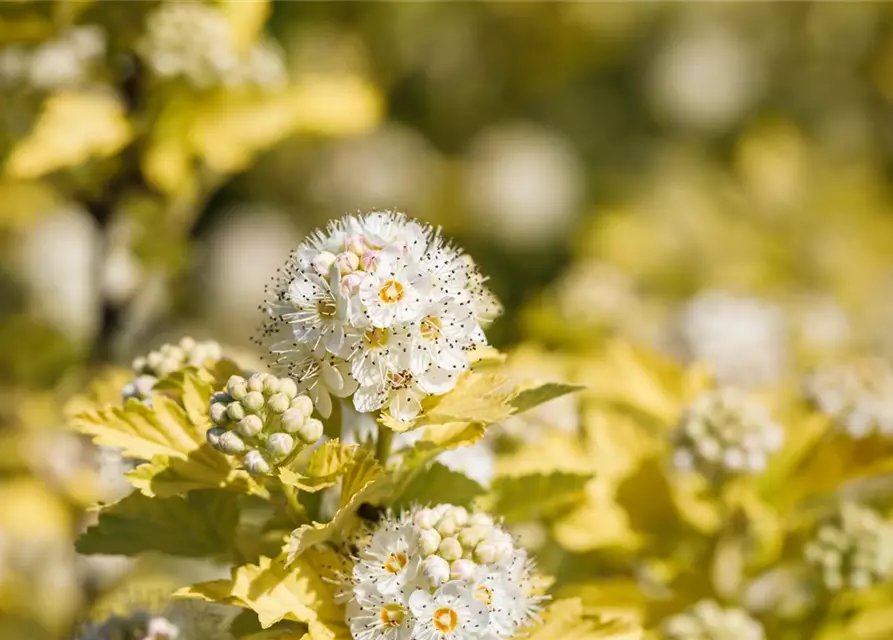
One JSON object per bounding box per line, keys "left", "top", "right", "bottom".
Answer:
{"left": 5, "top": 92, "right": 132, "bottom": 178}
{"left": 510, "top": 382, "right": 585, "bottom": 414}
{"left": 488, "top": 472, "right": 591, "bottom": 523}
{"left": 76, "top": 490, "right": 239, "bottom": 557}
{"left": 528, "top": 599, "right": 642, "bottom": 640}
{"left": 393, "top": 462, "right": 485, "bottom": 510}
{"left": 279, "top": 440, "right": 358, "bottom": 493}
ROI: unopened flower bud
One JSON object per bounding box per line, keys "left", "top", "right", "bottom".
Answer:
{"left": 267, "top": 433, "right": 295, "bottom": 460}
{"left": 206, "top": 426, "right": 226, "bottom": 448}
{"left": 217, "top": 430, "right": 247, "bottom": 455}
{"left": 290, "top": 395, "right": 314, "bottom": 420}
{"left": 296, "top": 418, "right": 323, "bottom": 444}
{"left": 459, "top": 526, "right": 489, "bottom": 549}
{"left": 419, "top": 528, "right": 442, "bottom": 556}
{"left": 341, "top": 272, "right": 363, "bottom": 295}
{"left": 133, "top": 375, "right": 157, "bottom": 398}
{"left": 438, "top": 537, "right": 462, "bottom": 562}
{"left": 414, "top": 508, "right": 437, "bottom": 530}
{"left": 280, "top": 409, "right": 307, "bottom": 434}
{"left": 345, "top": 235, "right": 366, "bottom": 255}
{"left": 474, "top": 543, "right": 496, "bottom": 565}
{"left": 468, "top": 513, "right": 494, "bottom": 528}
{"left": 361, "top": 251, "right": 379, "bottom": 271}
{"left": 436, "top": 516, "right": 459, "bottom": 537}
{"left": 236, "top": 415, "right": 263, "bottom": 438}
{"left": 243, "top": 449, "right": 272, "bottom": 475}
{"left": 422, "top": 555, "right": 450, "bottom": 587}
{"left": 336, "top": 251, "right": 359, "bottom": 274}
{"left": 247, "top": 373, "right": 266, "bottom": 393}
{"left": 209, "top": 402, "right": 228, "bottom": 425}
{"left": 312, "top": 251, "right": 337, "bottom": 275}
{"left": 279, "top": 378, "right": 298, "bottom": 399}
{"left": 262, "top": 375, "right": 281, "bottom": 395}
{"left": 226, "top": 402, "right": 246, "bottom": 422}
{"left": 242, "top": 391, "right": 265, "bottom": 414}
{"left": 451, "top": 559, "right": 476, "bottom": 581}
{"left": 446, "top": 506, "right": 469, "bottom": 527}
{"left": 267, "top": 393, "right": 290, "bottom": 414}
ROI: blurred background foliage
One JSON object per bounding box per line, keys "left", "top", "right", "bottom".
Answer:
{"left": 4, "top": 1, "right": 893, "bottom": 639}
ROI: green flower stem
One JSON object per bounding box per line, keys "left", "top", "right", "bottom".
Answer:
{"left": 376, "top": 424, "right": 394, "bottom": 464}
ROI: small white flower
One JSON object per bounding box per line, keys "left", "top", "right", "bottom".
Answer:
{"left": 354, "top": 520, "right": 419, "bottom": 597}
{"left": 409, "top": 582, "right": 489, "bottom": 640}
{"left": 277, "top": 269, "right": 352, "bottom": 357}
{"left": 359, "top": 254, "right": 432, "bottom": 328}
{"left": 409, "top": 297, "right": 476, "bottom": 376}
{"left": 347, "top": 590, "right": 414, "bottom": 640}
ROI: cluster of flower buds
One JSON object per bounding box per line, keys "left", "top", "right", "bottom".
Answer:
{"left": 346, "top": 504, "right": 542, "bottom": 640}
{"left": 804, "top": 503, "right": 893, "bottom": 592}
{"left": 0, "top": 26, "right": 106, "bottom": 91}
{"left": 258, "top": 211, "right": 501, "bottom": 421}
{"left": 137, "top": 2, "right": 286, "bottom": 89}
{"left": 662, "top": 600, "right": 765, "bottom": 640}
{"left": 206, "top": 372, "right": 323, "bottom": 475}
{"left": 804, "top": 358, "right": 893, "bottom": 438}
{"left": 672, "top": 388, "right": 784, "bottom": 481}
{"left": 123, "top": 337, "right": 223, "bottom": 402}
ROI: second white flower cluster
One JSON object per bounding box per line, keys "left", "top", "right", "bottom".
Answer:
{"left": 259, "top": 212, "right": 500, "bottom": 421}
{"left": 345, "top": 504, "right": 542, "bottom": 640}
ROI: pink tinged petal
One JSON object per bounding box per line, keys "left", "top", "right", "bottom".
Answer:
{"left": 354, "top": 384, "right": 387, "bottom": 413}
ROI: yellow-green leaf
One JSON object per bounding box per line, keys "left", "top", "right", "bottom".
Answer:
{"left": 393, "top": 462, "right": 485, "bottom": 510}
{"left": 5, "top": 92, "right": 132, "bottom": 178}
{"left": 279, "top": 440, "right": 358, "bottom": 493}
{"left": 488, "top": 472, "right": 591, "bottom": 523}
{"left": 286, "top": 450, "right": 386, "bottom": 563}
{"left": 510, "top": 382, "right": 585, "bottom": 415}
{"left": 419, "top": 371, "right": 515, "bottom": 426}
{"left": 76, "top": 490, "right": 239, "bottom": 557}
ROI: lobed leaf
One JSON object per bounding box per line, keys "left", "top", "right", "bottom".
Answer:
{"left": 488, "top": 472, "right": 592, "bottom": 523}
{"left": 392, "top": 462, "right": 486, "bottom": 510}
{"left": 279, "top": 440, "right": 358, "bottom": 493}
{"left": 76, "top": 490, "right": 239, "bottom": 557}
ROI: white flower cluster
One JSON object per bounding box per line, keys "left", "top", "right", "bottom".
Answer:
{"left": 804, "top": 503, "right": 893, "bottom": 592}
{"left": 138, "top": 2, "right": 286, "bottom": 89}
{"left": 804, "top": 358, "right": 893, "bottom": 438}
{"left": 207, "top": 373, "right": 323, "bottom": 475}
{"left": 672, "top": 389, "right": 784, "bottom": 480}
{"left": 346, "top": 504, "right": 542, "bottom": 640}
{"left": 0, "top": 26, "right": 105, "bottom": 91}
{"left": 123, "top": 337, "right": 223, "bottom": 401}
{"left": 258, "top": 211, "right": 501, "bottom": 421}
{"left": 677, "top": 290, "right": 789, "bottom": 388}
{"left": 662, "top": 600, "right": 765, "bottom": 640}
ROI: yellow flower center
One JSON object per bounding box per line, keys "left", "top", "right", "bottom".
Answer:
{"left": 384, "top": 552, "right": 407, "bottom": 574}
{"left": 317, "top": 298, "right": 337, "bottom": 318}
{"left": 433, "top": 607, "right": 459, "bottom": 633}
{"left": 378, "top": 279, "right": 405, "bottom": 304}
{"left": 420, "top": 315, "right": 442, "bottom": 341}
{"left": 474, "top": 585, "right": 493, "bottom": 608}
{"left": 379, "top": 603, "right": 406, "bottom": 628}
{"left": 364, "top": 327, "right": 389, "bottom": 349}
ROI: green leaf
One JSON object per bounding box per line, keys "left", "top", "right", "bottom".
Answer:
{"left": 180, "top": 555, "right": 346, "bottom": 636}
{"left": 286, "top": 450, "right": 387, "bottom": 563}
{"left": 419, "top": 371, "right": 515, "bottom": 426}
{"left": 72, "top": 373, "right": 263, "bottom": 498}
{"left": 393, "top": 462, "right": 485, "bottom": 510}
{"left": 489, "top": 472, "right": 591, "bottom": 523}
{"left": 279, "top": 440, "right": 357, "bottom": 493}
{"left": 76, "top": 490, "right": 239, "bottom": 557}
{"left": 510, "top": 382, "right": 585, "bottom": 414}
